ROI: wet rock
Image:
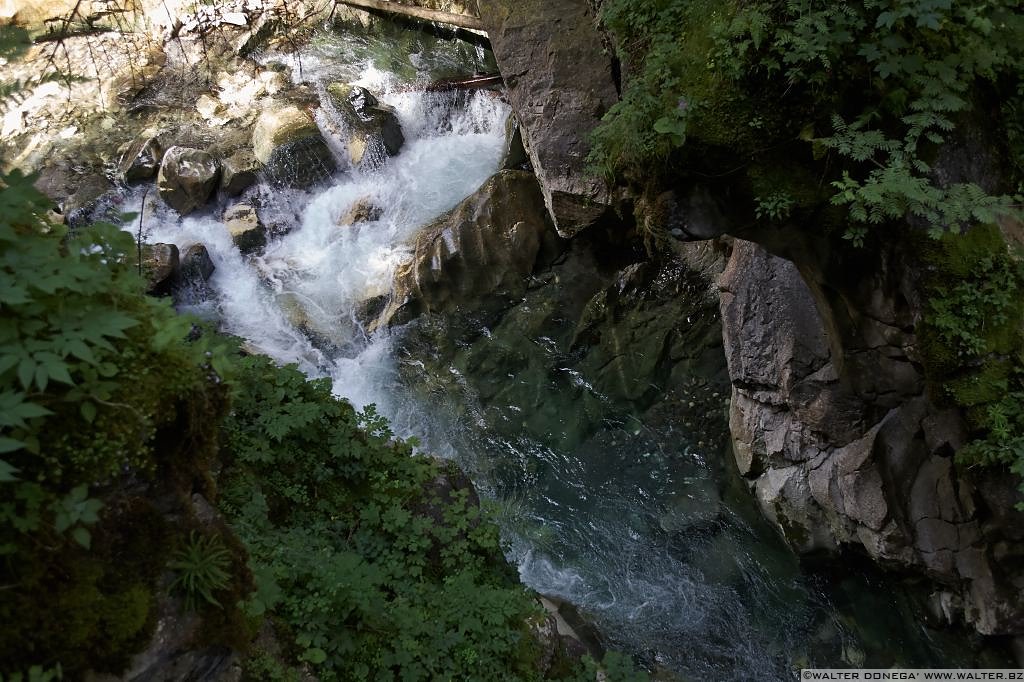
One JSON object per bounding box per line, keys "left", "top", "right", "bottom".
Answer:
{"left": 181, "top": 243, "right": 215, "bottom": 282}
{"left": 339, "top": 196, "right": 383, "bottom": 227}
{"left": 326, "top": 83, "right": 404, "bottom": 167}
{"left": 223, "top": 203, "right": 265, "bottom": 254}
{"left": 500, "top": 114, "right": 529, "bottom": 171}
{"left": 252, "top": 104, "right": 336, "bottom": 188}
{"left": 139, "top": 243, "right": 180, "bottom": 296}
{"left": 157, "top": 146, "right": 221, "bottom": 215}
{"left": 370, "top": 170, "right": 552, "bottom": 330}
{"left": 220, "top": 148, "right": 261, "bottom": 197}
{"left": 62, "top": 174, "right": 115, "bottom": 227}
{"left": 118, "top": 133, "right": 165, "bottom": 184}
{"left": 476, "top": 0, "right": 618, "bottom": 237}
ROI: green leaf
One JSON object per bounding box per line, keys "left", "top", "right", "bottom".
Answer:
{"left": 80, "top": 401, "right": 97, "bottom": 423}
{"left": 71, "top": 526, "right": 91, "bottom": 549}
{"left": 0, "top": 457, "right": 20, "bottom": 479}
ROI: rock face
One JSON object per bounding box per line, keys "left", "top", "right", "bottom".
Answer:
{"left": 371, "top": 170, "right": 553, "bottom": 330}
{"left": 476, "top": 0, "right": 619, "bottom": 238}
{"left": 252, "top": 105, "right": 336, "bottom": 188}
{"left": 719, "top": 238, "right": 1024, "bottom": 635}
{"left": 157, "top": 147, "right": 221, "bottom": 215}
{"left": 325, "top": 84, "right": 404, "bottom": 167}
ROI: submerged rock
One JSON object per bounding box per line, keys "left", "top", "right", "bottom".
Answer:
{"left": 370, "top": 169, "right": 553, "bottom": 330}
{"left": 157, "top": 146, "right": 220, "bottom": 215}
{"left": 326, "top": 83, "right": 404, "bottom": 167}
{"left": 252, "top": 104, "right": 336, "bottom": 188}
{"left": 338, "top": 196, "right": 383, "bottom": 227}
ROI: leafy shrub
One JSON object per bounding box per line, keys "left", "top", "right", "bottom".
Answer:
{"left": 219, "top": 355, "right": 553, "bottom": 680}
{"left": 920, "top": 225, "right": 1024, "bottom": 505}
{"left": 593, "top": 0, "right": 1024, "bottom": 238}
{"left": 0, "top": 168, "right": 233, "bottom": 675}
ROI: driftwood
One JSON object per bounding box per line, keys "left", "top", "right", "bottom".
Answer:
{"left": 334, "top": 0, "right": 486, "bottom": 31}
{"left": 425, "top": 73, "right": 503, "bottom": 91}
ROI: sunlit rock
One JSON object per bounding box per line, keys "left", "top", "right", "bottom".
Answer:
{"left": 138, "top": 243, "right": 180, "bottom": 296}
{"left": 118, "top": 132, "right": 165, "bottom": 184}
{"left": 325, "top": 83, "right": 404, "bottom": 168}
{"left": 252, "top": 104, "right": 336, "bottom": 187}
{"left": 220, "top": 148, "right": 261, "bottom": 197}
{"left": 223, "top": 203, "right": 265, "bottom": 254}
{"left": 157, "top": 146, "right": 221, "bottom": 215}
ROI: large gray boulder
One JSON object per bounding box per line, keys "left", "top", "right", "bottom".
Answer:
{"left": 370, "top": 170, "right": 552, "bottom": 330}
{"left": 252, "top": 105, "right": 336, "bottom": 188}
{"left": 476, "top": 0, "right": 619, "bottom": 237}
{"left": 326, "top": 83, "right": 404, "bottom": 168}
{"left": 157, "top": 147, "right": 220, "bottom": 215}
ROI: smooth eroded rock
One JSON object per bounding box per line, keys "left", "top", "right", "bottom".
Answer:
{"left": 370, "top": 169, "right": 552, "bottom": 330}
{"left": 252, "top": 105, "right": 336, "bottom": 188}
{"left": 157, "top": 146, "right": 220, "bottom": 215}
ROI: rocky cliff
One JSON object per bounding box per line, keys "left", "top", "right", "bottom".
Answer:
{"left": 477, "top": 0, "right": 1024, "bottom": 643}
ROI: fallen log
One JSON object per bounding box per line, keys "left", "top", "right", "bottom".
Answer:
{"left": 425, "top": 73, "right": 503, "bottom": 92}
{"left": 334, "top": 0, "right": 485, "bottom": 32}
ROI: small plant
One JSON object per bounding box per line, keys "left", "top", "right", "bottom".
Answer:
{"left": 754, "top": 191, "right": 794, "bottom": 222}
{"left": 168, "top": 531, "right": 232, "bottom": 611}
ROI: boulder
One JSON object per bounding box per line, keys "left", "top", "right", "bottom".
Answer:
{"left": 157, "top": 147, "right": 220, "bottom": 215}
{"left": 220, "top": 148, "right": 261, "bottom": 197}
{"left": 476, "top": 0, "right": 618, "bottom": 237}
{"left": 339, "top": 196, "right": 383, "bottom": 227}
{"left": 181, "top": 243, "right": 215, "bottom": 282}
{"left": 139, "top": 243, "right": 180, "bottom": 296}
{"left": 223, "top": 203, "right": 265, "bottom": 254}
{"left": 370, "top": 170, "right": 552, "bottom": 330}
{"left": 326, "top": 83, "right": 404, "bottom": 167}
{"left": 118, "top": 133, "right": 165, "bottom": 184}
{"left": 252, "top": 105, "right": 336, "bottom": 188}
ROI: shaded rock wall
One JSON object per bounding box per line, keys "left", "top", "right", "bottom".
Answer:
{"left": 475, "top": 0, "right": 618, "bottom": 238}
{"left": 719, "top": 238, "right": 1024, "bottom": 635}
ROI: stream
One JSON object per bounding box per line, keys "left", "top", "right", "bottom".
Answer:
{"left": 129, "top": 21, "right": 993, "bottom": 681}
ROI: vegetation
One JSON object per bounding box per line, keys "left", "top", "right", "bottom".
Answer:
{"left": 0, "top": 163, "right": 647, "bottom": 678}
{"left": 592, "top": 0, "right": 1023, "bottom": 240}
{"left": 593, "top": 0, "right": 1024, "bottom": 500}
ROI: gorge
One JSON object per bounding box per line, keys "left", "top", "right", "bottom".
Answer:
{"left": 1, "top": 0, "right": 1022, "bottom": 680}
